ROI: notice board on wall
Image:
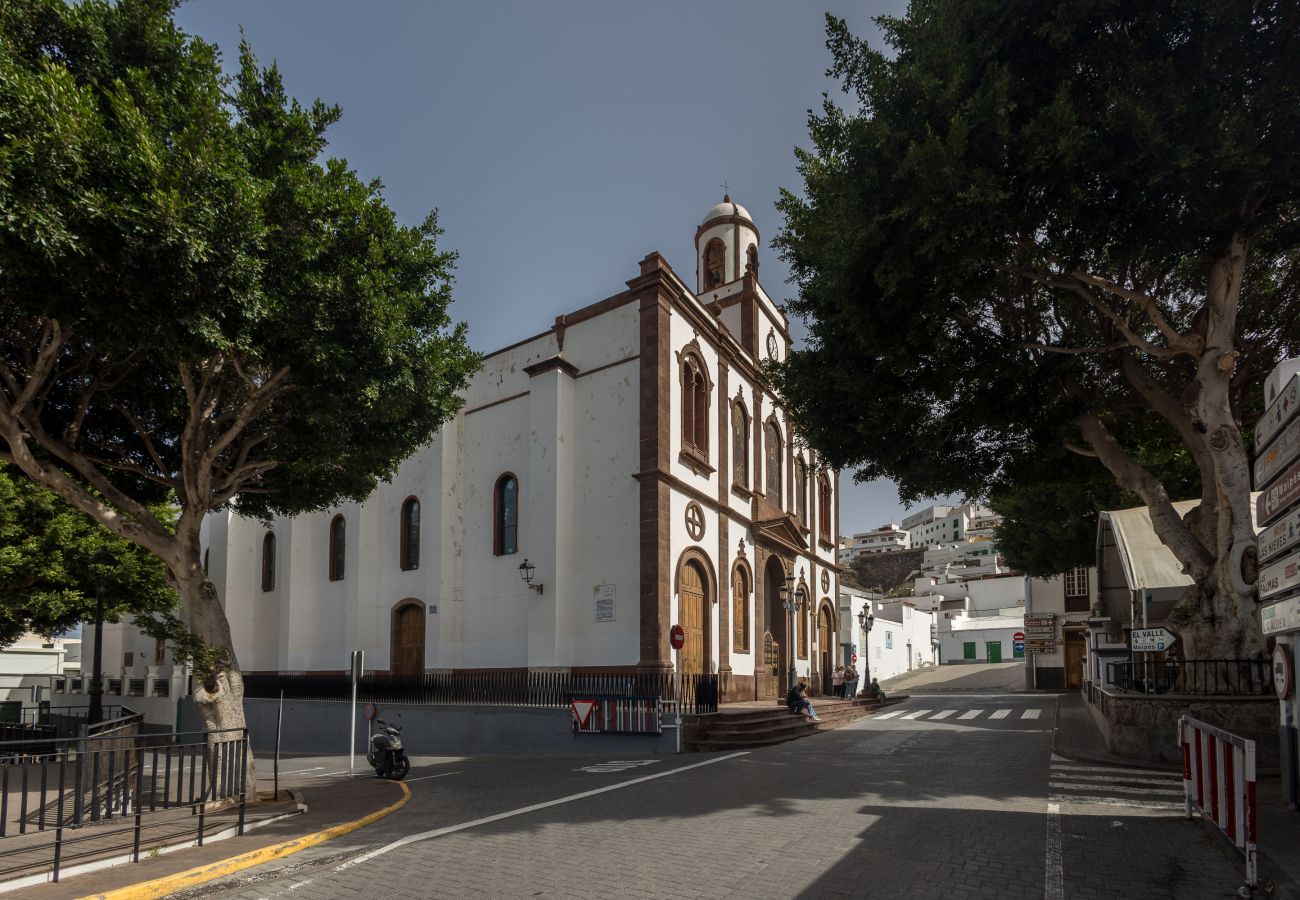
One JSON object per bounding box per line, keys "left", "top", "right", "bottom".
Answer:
{"left": 594, "top": 583, "right": 616, "bottom": 622}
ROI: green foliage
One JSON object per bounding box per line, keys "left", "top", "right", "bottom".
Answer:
{"left": 775, "top": 1, "right": 1300, "bottom": 574}
{"left": 0, "top": 0, "right": 479, "bottom": 527}
{"left": 0, "top": 464, "right": 176, "bottom": 645}
{"left": 0, "top": 0, "right": 480, "bottom": 697}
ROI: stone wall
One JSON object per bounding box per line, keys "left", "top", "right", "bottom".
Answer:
{"left": 847, "top": 548, "right": 926, "bottom": 594}
{"left": 180, "top": 698, "right": 677, "bottom": 757}
{"left": 1087, "top": 689, "right": 1278, "bottom": 768}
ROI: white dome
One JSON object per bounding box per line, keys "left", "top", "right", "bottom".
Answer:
{"left": 701, "top": 196, "right": 753, "bottom": 226}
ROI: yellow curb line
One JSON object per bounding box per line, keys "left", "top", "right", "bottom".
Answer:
{"left": 80, "top": 780, "right": 412, "bottom": 900}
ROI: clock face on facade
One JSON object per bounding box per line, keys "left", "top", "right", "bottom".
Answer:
{"left": 766, "top": 330, "right": 779, "bottom": 360}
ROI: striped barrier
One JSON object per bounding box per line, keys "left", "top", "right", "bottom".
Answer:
{"left": 570, "top": 696, "right": 663, "bottom": 735}
{"left": 1179, "top": 715, "right": 1257, "bottom": 888}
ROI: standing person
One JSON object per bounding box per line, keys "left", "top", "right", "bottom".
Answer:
{"left": 832, "top": 665, "right": 845, "bottom": 698}
{"left": 845, "top": 664, "right": 859, "bottom": 698}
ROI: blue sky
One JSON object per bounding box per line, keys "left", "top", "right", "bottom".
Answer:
{"left": 173, "top": 0, "right": 934, "bottom": 535}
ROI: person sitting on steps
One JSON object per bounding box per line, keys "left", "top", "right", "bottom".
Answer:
{"left": 864, "top": 677, "right": 887, "bottom": 701}
{"left": 786, "top": 681, "right": 821, "bottom": 721}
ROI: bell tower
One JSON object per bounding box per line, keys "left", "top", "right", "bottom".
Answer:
{"left": 695, "top": 195, "right": 760, "bottom": 294}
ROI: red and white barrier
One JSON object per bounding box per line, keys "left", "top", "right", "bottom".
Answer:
{"left": 1179, "top": 715, "right": 1257, "bottom": 888}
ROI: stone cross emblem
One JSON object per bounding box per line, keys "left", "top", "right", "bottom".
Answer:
{"left": 685, "top": 502, "right": 706, "bottom": 541}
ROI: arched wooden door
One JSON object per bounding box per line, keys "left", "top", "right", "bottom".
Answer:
{"left": 392, "top": 603, "right": 425, "bottom": 675}
{"left": 818, "top": 606, "right": 833, "bottom": 694}
{"left": 680, "top": 561, "right": 706, "bottom": 676}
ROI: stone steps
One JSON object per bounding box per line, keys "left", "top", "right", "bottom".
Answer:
{"left": 683, "top": 697, "right": 905, "bottom": 752}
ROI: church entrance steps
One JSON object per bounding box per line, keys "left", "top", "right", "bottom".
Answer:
{"left": 682, "top": 696, "right": 905, "bottom": 752}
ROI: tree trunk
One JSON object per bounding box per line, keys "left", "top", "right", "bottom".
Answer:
{"left": 1176, "top": 237, "right": 1264, "bottom": 664}
{"left": 175, "top": 570, "right": 260, "bottom": 804}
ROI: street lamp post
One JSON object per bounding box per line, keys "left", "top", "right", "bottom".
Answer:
{"left": 858, "top": 605, "right": 875, "bottom": 692}
{"left": 779, "top": 573, "right": 797, "bottom": 694}
{"left": 88, "top": 549, "right": 115, "bottom": 726}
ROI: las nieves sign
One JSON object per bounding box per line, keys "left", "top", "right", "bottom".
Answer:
{"left": 1258, "top": 507, "right": 1300, "bottom": 565}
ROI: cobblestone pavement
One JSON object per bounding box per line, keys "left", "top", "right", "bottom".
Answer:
{"left": 172, "top": 694, "right": 1247, "bottom": 900}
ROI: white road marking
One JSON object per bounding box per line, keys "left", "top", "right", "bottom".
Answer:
{"left": 901, "top": 709, "right": 932, "bottom": 720}
{"left": 313, "top": 771, "right": 351, "bottom": 778}
{"left": 872, "top": 710, "right": 904, "bottom": 719}
{"left": 1021, "top": 709, "right": 1041, "bottom": 720}
{"left": 334, "top": 751, "right": 750, "bottom": 870}
{"left": 277, "top": 767, "right": 324, "bottom": 776}
{"left": 989, "top": 709, "right": 1011, "bottom": 720}
{"left": 574, "top": 760, "right": 659, "bottom": 774}
{"left": 1050, "top": 780, "right": 1182, "bottom": 796}
{"left": 1050, "top": 771, "right": 1181, "bottom": 785}
{"left": 1044, "top": 801, "right": 1063, "bottom": 900}
{"left": 958, "top": 709, "right": 983, "bottom": 720}
{"left": 929, "top": 710, "right": 957, "bottom": 720}
{"left": 1050, "top": 761, "right": 1180, "bottom": 778}
{"left": 1050, "top": 793, "right": 1184, "bottom": 810}
{"left": 403, "top": 771, "right": 462, "bottom": 784}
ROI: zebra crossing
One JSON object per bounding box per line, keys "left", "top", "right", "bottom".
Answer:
{"left": 872, "top": 706, "right": 1047, "bottom": 723}
{"left": 1048, "top": 752, "right": 1185, "bottom": 814}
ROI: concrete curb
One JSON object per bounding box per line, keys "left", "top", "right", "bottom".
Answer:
{"left": 78, "top": 780, "right": 411, "bottom": 900}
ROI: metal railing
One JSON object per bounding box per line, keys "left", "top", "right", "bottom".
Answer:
{"left": 1109, "top": 659, "right": 1274, "bottom": 696}
{"left": 243, "top": 670, "right": 720, "bottom": 714}
{"left": 0, "top": 725, "right": 249, "bottom": 883}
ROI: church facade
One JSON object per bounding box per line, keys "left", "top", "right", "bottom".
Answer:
{"left": 203, "top": 198, "right": 841, "bottom": 701}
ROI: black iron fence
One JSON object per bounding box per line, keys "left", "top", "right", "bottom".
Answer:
{"left": 0, "top": 722, "right": 249, "bottom": 883}
{"left": 242, "top": 670, "right": 720, "bottom": 714}
{"left": 1109, "top": 658, "right": 1274, "bottom": 696}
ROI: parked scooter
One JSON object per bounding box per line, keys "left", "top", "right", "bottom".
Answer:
{"left": 366, "top": 719, "right": 410, "bottom": 779}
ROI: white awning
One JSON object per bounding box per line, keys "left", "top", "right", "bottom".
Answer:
{"left": 1099, "top": 501, "right": 1200, "bottom": 592}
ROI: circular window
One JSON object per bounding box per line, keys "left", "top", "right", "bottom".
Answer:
{"left": 821, "top": 570, "right": 830, "bottom": 592}
{"left": 685, "top": 502, "right": 706, "bottom": 541}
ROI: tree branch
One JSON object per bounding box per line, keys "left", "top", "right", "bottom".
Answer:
{"left": 1073, "top": 408, "right": 1213, "bottom": 582}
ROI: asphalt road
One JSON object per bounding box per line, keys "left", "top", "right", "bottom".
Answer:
{"left": 178, "top": 694, "right": 1246, "bottom": 900}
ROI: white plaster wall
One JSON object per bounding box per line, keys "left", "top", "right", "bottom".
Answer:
{"left": 454, "top": 394, "right": 531, "bottom": 668}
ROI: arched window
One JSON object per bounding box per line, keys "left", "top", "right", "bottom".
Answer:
{"left": 261, "top": 532, "right": 276, "bottom": 592}
{"left": 733, "top": 565, "right": 750, "bottom": 652}
{"left": 494, "top": 474, "right": 518, "bottom": 556}
{"left": 400, "top": 497, "right": 420, "bottom": 571}
{"left": 797, "top": 589, "right": 808, "bottom": 658}
{"left": 818, "top": 474, "right": 832, "bottom": 543}
{"left": 680, "top": 353, "right": 709, "bottom": 459}
{"left": 745, "top": 243, "right": 759, "bottom": 275}
{"left": 731, "top": 402, "right": 749, "bottom": 487}
{"left": 704, "top": 238, "right": 726, "bottom": 288}
{"left": 764, "top": 420, "right": 782, "bottom": 503}
{"left": 328, "top": 515, "right": 346, "bottom": 581}
{"left": 795, "top": 456, "right": 808, "bottom": 521}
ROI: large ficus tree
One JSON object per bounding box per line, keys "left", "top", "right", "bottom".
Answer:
{"left": 776, "top": 1, "right": 1300, "bottom": 659}
{"left": 0, "top": 0, "right": 478, "bottom": 747}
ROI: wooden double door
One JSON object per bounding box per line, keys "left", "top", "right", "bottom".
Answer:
{"left": 680, "top": 561, "right": 707, "bottom": 676}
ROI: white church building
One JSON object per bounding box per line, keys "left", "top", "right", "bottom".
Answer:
{"left": 201, "top": 197, "right": 841, "bottom": 702}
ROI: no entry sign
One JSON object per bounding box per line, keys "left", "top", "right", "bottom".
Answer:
{"left": 1013, "top": 631, "right": 1025, "bottom": 642}
{"left": 669, "top": 624, "right": 685, "bottom": 650}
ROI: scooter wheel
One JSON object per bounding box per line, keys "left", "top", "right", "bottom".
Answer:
{"left": 388, "top": 755, "right": 410, "bottom": 780}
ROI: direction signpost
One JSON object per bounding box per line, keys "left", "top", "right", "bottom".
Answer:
{"left": 1130, "top": 627, "right": 1177, "bottom": 653}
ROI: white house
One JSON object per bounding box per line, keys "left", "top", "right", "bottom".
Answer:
{"left": 197, "top": 197, "right": 841, "bottom": 703}
{"left": 0, "top": 632, "right": 77, "bottom": 707}
{"left": 839, "top": 585, "right": 936, "bottom": 687}
{"left": 837, "top": 523, "right": 910, "bottom": 564}
{"left": 929, "top": 574, "right": 1026, "bottom": 664}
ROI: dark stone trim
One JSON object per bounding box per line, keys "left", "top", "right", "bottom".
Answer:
{"left": 523, "top": 356, "right": 580, "bottom": 378}
{"left": 463, "top": 390, "right": 530, "bottom": 417}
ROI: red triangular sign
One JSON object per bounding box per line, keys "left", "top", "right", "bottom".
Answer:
{"left": 571, "top": 699, "right": 596, "bottom": 727}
